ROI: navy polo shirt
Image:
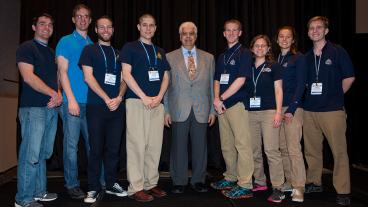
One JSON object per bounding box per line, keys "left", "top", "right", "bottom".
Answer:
{"left": 303, "top": 41, "right": 355, "bottom": 112}
{"left": 79, "top": 44, "right": 122, "bottom": 105}
{"left": 16, "top": 40, "right": 58, "bottom": 107}
{"left": 278, "top": 52, "right": 307, "bottom": 115}
{"left": 245, "top": 61, "right": 283, "bottom": 111}
{"left": 214, "top": 43, "right": 252, "bottom": 109}
{"left": 119, "top": 40, "right": 170, "bottom": 99}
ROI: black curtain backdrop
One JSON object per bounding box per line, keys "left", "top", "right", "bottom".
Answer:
{"left": 18, "top": 0, "right": 368, "bottom": 170}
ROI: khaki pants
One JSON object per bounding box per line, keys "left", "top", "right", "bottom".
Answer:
{"left": 303, "top": 110, "right": 350, "bottom": 194}
{"left": 218, "top": 102, "right": 254, "bottom": 189}
{"left": 250, "top": 110, "right": 284, "bottom": 188}
{"left": 126, "top": 99, "right": 164, "bottom": 195}
{"left": 279, "top": 108, "right": 306, "bottom": 188}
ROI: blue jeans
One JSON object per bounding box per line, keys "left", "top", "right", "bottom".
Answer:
{"left": 15, "top": 107, "right": 58, "bottom": 205}
{"left": 60, "top": 103, "right": 105, "bottom": 189}
{"left": 60, "top": 103, "right": 89, "bottom": 189}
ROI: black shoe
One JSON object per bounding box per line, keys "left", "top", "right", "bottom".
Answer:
{"left": 191, "top": 183, "right": 208, "bottom": 193}
{"left": 336, "top": 194, "right": 351, "bottom": 206}
{"left": 171, "top": 185, "right": 185, "bottom": 194}
{"left": 67, "top": 187, "right": 85, "bottom": 200}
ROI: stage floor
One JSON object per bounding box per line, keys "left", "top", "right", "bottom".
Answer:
{"left": 1, "top": 168, "right": 368, "bottom": 207}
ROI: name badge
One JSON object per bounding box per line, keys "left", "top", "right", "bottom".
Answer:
{"left": 220, "top": 74, "right": 230, "bottom": 84}
{"left": 104, "top": 73, "right": 116, "bottom": 86}
{"left": 311, "top": 82, "right": 323, "bottom": 95}
{"left": 148, "top": 70, "right": 160, "bottom": 81}
{"left": 249, "top": 97, "right": 261, "bottom": 108}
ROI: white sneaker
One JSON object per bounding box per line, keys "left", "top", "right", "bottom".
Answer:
{"left": 84, "top": 191, "right": 98, "bottom": 203}
{"left": 105, "top": 183, "right": 128, "bottom": 197}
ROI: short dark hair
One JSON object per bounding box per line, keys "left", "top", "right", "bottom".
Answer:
{"left": 307, "top": 16, "right": 329, "bottom": 29}
{"left": 95, "top": 15, "right": 114, "bottom": 29}
{"left": 72, "top": 3, "right": 91, "bottom": 17}
{"left": 224, "top": 19, "right": 242, "bottom": 31}
{"left": 32, "top": 13, "right": 54, "bottom": 26}
{"left": 138, "top": 14, "right": 156, "bottom": 24}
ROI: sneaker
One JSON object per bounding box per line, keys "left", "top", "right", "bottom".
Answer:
{"left": 267, "top": 189, "right": 285, "bottom": 203}
{"left": 336, "top": 194, "right": 351, "bottom": 206}
{"left": 84, "top": 191, "right": 99, "bottom": 203}
{"left": 222, "top": 185, "right": 253, "bottom": 199}
{"left": 15, "top": 201, "right": 43, "bottom": 207}
{"left": 67, "top": 187, "right": 85, "bottom": 199}
{"left": 291, "top": 188, "right": 304, "bottom": 202}
{"left": 252, "top": 183, "right": 268, "bottom": 192}
{"left": 210, "top": 179, "right": 236, "bottom": 190}
{"left": 34, "top": 192, "right": 57, "bottom": 201}
{"left": 106, "top": 183, "right": 128, "bottom": 197}
{"left": 305, "top": 183, "right": 323, "bottom": 193}
{"left": 281, "top": 182, "right": 293, "bottom": 192}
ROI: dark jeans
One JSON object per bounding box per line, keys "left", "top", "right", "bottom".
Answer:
{"left": 86, "top": 104, "right": 124, "bottom": 191}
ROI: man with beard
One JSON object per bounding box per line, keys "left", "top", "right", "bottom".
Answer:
{"left": 56, "top": 4, "right": 99, "bottom": 199}
{"left": 79, "top": 16, "right": 127, "bottom": 203}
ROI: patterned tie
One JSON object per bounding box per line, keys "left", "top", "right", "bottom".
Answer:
{"left": 187, "top": 50, "right": 196, "bottom": 80}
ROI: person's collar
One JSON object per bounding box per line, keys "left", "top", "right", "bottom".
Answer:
{"left": 182, "top": 46, "right": 197, "bottom": 57}
{"left": 73, "top": 30, "right": 90, "bottom": 41}
{"left": 227, "top": 42, "right": 241, "bottom": 53}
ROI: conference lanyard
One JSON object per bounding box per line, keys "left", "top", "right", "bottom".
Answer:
{"left": 277, "top": 54, "right": 286, "bottom": 65}
{"left": 139, "top": 41, "right": 157, "bottom": 70}
{"left": 252, "top": 63, "right": 266, "bottom": 97}
{"left": 73, "top": 32, "right": 90, "bottom": 46}
{"left": 223, "top": 44, "right": 241, "bottom": 70}
{"left": 98, "top": 44, "right": 117, "bottom": 73}
{"left": 314, "top": 52, "right": 322, "bottom": 82}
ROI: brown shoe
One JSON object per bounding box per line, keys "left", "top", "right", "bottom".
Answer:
{"left": 147, "top": 186, "right": 167, "bottom": 198}
{"left": 129, "top": 190, "right": 154, "bottom": 202}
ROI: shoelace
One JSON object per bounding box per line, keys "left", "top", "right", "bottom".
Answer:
{"left": 113, "top": 183, "right": 123, "bottom": 191}
{"left": 87, "top": 191, "right": 96, "bottom": 197}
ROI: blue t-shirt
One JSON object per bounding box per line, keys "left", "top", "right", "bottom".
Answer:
{"left": 56, "top": 30, "right": 93, "bottom": 103}
{"left": 79, "top": 44, "right": 122, "bottom": 105}
{"left": 245, "top": 61, "right": 283, "bottom": 111}
{"left": 278, "top": 52, "right": 307, "bottom": 114}
{"left": 16, "top": 40, "right": 58, "bottom": 107}
{"left": 303, "top": 41, "right": 355, "bottom": 112}
{"left": 214, "top": 42, "right": 252, "bottom": 109}
{"left": 119, "top": 40, "right": 170, "bottom": 99}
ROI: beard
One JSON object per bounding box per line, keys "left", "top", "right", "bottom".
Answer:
{"left": 98, "top": 33, "right": 112, "bottom": 42}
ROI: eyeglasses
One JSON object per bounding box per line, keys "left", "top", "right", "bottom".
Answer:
{"left": 253, "top": 44, "right": 268, "bottom": 49}
{"left": 75, "top": 15, "right": 90, "bottom": 20}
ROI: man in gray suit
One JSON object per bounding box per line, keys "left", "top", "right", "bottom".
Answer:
{"left": 164, "top": 21, "right": 216, "bottom": 194}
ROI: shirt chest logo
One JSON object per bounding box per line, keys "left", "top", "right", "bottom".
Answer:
{"left": 263, "top": 67, "right": 272, "bottom": 72}
{"left": 325, "top": 58, "right": 332, "bottom": 65}
{"left": 229, "top": 59, "right": 236, "bottom": 65}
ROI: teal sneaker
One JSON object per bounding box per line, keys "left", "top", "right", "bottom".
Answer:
{"left": 222, "top": 185, "right": 253, "bottom": 199}
{"left": 210, "top": 179, "right": 236, "bottom": 190}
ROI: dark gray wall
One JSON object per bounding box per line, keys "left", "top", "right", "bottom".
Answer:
{"left": 0, "top": 0, "right": 20, "bottom": 97}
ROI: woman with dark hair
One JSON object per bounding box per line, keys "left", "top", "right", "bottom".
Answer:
{"left": 275, "top": 26, "right": 307, "bottom": 202}
{"left": 245, "top": 35, "right": 285, "bottom": 203}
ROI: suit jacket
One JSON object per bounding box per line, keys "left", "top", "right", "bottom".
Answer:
{"left": 164, "top": 48, "right": 215, "bottom": 123}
